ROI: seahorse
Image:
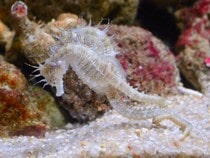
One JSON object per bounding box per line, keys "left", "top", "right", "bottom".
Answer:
{"left": 34, "top": 25, "right": 191, "bottom": 139}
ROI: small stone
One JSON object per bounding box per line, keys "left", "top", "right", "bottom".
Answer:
{"left": 80, "top": 141, "right": 88, "bottom": 146}
{"left": 134, "top": 129, "right": 141, "bottom": 137}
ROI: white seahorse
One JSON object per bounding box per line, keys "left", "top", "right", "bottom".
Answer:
{"left": 34, "top": 25, "right": 191, "bottom": 139}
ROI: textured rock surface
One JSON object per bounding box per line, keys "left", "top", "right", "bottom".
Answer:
{"left": 176, "top": 0, "right": 210, "bottom": 94}
{"left": 0, "top": 55, "right": 28, "bottom": 90}
{"left": 0, "top": 94, "right": 209, "bottom": 157}
{"left": 102, "top": 25, "right": 181, "bottom": 95}
{"left": 0, "top": 0, "right": 139, "bottom": 25}
{"left": 60, "top": 68, "right": 110, "bottom": 122}
{"left": 0, "top": 56, "right": 66, "bottom": 137}
{"left": 0, "top": 20, "right": 14, "bottom": 51}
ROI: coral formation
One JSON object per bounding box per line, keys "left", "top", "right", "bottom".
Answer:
{"left": 0, "top": 56, "right": 66, "bottom": 137}
{"left": 176, "top": 0, "right": 210, "bottom": 94}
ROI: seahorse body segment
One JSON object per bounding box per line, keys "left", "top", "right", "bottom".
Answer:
{"left": 37, "top": 25, "right": 191, "bottom": 139}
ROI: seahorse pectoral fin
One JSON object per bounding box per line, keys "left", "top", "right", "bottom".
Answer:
{"left": 153, "top": 114, "right": 192, "bottom": 140}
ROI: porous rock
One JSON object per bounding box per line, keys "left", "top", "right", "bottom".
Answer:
{"left": 0, "top": 56, "right": 66, "bottom": 137}
{"left": 102, "top": 24, "right": 181, "bottom": 95}
{"left": 59, "top": 67, "right": 110, "bottom": 122}
{"left": 0, "top": 20, "right": 14, "bottom": 51}
{"left": 176, "top": 0, "right": 210, "bottom": 95}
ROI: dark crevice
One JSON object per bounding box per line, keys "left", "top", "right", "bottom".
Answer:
{"left": 137, "top": 0, "right": 180, "bottom": 52}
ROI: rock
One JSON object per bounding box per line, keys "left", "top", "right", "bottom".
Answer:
{"left": 45, "top": 13, "right": 86, "bottom": 35}
{"left": 60, "top": 67, "right": 110, "bottom": 122}
{"left": 63, "top": 0, "right": 140, "bottom": 24}
{"left": 0, "top": 56, "right": 66, "bottom": 137}
{"left": 0, "top": 20, "right": 14, "bottom": 51}
{"left": 176, "top": 0, "right": 210, "bottom": 94}
{"left": 0, "top": 55, "right": 28, "bottom": 90}
{"left": 175, "top": 0, "right": 210, "bottom": 30}
{"left": 1, "top": 0, "right": 139, "bottom": 26}
{"left": 101, "top": 25, "right": 181, "bottom": 95}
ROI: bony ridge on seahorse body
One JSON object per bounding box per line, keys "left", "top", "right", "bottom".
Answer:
{"left": 35, "top": 25, "right": 191, "bottom": 139}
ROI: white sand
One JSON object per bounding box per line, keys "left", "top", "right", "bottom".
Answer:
{"left": 0, "top": 94, "right": 209, "bottom": 157}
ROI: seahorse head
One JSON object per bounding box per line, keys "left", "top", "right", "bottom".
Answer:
{"left": 39, "top": 59, "right": 68, "bottom": 96}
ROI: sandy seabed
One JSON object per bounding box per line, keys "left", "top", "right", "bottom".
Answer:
{"left": 0, "top": 93, "right": 209, "bottom": 158}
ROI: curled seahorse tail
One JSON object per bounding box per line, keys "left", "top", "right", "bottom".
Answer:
{"left": 111, "top": 79, "right": 165, "bottom": 107}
